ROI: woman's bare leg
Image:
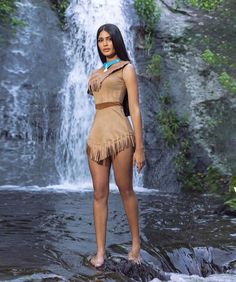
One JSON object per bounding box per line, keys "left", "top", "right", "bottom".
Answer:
{"left": 87, "top": 156, "right": 111, "bottom": 266}
{"left": 112, "top": 146, "right": 141, "bottom": 263}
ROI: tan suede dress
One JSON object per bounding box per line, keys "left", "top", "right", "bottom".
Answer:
{"left": 86, "top": 60, "right": 136, "bottom": 165}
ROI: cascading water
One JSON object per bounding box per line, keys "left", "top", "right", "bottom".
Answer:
{"left": 55, "top": 0, "right": 143, "bottom": 188}
{"left": 0, "top": 0, "right": 66, "bottom": 186}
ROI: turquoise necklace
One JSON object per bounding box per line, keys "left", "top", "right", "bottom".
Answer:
{"left": 103, "top": 58, "right": 121, "bottom": 72}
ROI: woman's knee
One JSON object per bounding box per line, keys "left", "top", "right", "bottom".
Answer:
{"left": 117, "top": 185, "right": 134, "bottom": 199}
{"left": 93, "top": 184, "right": 109, "bottom": 202}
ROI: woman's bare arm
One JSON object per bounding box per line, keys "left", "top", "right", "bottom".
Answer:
{"left": 123, "top": 63, "right": 144, "bottom": 150}
{"left": 123, "top": 63, "right": 145, "bottom": 173}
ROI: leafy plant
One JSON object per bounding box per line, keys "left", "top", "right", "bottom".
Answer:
{"left": 223, "top": 175, "right": 236, "bottom": 211}
{"left": 0, "top": 0, "right": 15, "bottom": 23}
{"left": 146, "top": 54, "right": 161, "bottom": 78}
{"left": 134, "top": 0, "right": 161, "bottom": 33}
{"left": 0, "top": 0, "right": 26, "bottom": 27}
{"left": 134, "top": 0, "right": 161, "bottom": 54}
{"left": 50, "top": 0, "right": 69, "bottom": 26}
{"left": 157, "top": 94, "right": 181, "bottom": 146}
{"left": 144, "top": 32, "right": 153, "bottom": 55}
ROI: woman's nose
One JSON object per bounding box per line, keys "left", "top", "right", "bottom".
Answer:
{"left": 103, "top": 39, "right": 108, "bottom": 46}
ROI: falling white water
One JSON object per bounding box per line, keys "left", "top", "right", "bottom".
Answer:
{"left": 55, "top": 0, "right": 143, "bottom": 188}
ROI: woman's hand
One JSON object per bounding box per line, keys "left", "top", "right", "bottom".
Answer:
{"left": 133, "top": 148, "right": 145, "bottom": 174}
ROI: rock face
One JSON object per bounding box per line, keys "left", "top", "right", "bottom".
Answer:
{"left": 0, "top": 0, "right": 235, "bottom": 190}
{"left": 131, "top": 0, "right": 236, "bottom": 190}
{"left": 0, "top": 0, "right": 67, "bottom": 186}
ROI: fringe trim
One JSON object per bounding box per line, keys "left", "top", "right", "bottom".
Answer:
{"left": 86, "top": 134, "right": 135, "bottom": 163}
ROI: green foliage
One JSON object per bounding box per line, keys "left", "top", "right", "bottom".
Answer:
{"left": 134, "top": 0, "right": 161, "bottom": 54}
{"left": 224, "top": 197, "right": 236, "bottom": 210}
{"left": 201, "top": 48, "right": 228, "bottom": 66}
{"left": 157, "top": 95, "right": 181, "bottom": 146}
{"left": 146, "top": 54, "right": 161, "bottom": 78}
{"left": 0, "top": 0, "right": 27, "bottom": 43}
{"left": 200, "top": 49, "right": 236, "bottom": 95}
{"left": 223, "top": 175, "right": 236, "bottom": 211}
{"left": 11, "top": 17, "right": 27, "bottom": 27}
{"left": 205, "top": 165, "right": 225, "bottom": 192}
{"left": 175, "top": 143, "right": 226, "bottom": 192}
{"left": 0, "top": 0, "right": 15, "bottom": 22}
{"left": 218, "top": 72, "right": 236, "bottom": 95}
{"left": 183, "top": 0, "right": 224, "bottom": 10}
{"left": 50, "top": 0, "right": 69, "bottom": 26}
{"left": 144, "top": 32, "right": 153, "bottom": 55}
{"left": 156, "top": 87, "right": 227, "bottom": 193}
{"left": 134, "top": 0, "right": 161, "bottom": 33}
{"left": 0, "top": 0, "right": 26, "bottom": 28}
{"left": 175, "top": 140, "right": 203, "bottom": 192}
{"left": 201, "top": 49, "right": 217, "bottom": 65}
{"left": 229, "top": 175, "right": 236, "bottom": 193}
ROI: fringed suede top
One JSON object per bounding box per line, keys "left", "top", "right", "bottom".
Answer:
{"left": 86, "top": 60, "right": 136, "bottom": 165}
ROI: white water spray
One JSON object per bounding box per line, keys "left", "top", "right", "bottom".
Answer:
{"left": 55, "top": 0, "right": 143, "bottom": 188}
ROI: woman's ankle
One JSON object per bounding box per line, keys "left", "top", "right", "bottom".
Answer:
{"left": 96, "top": 249, "right": 106, "bottom": 257}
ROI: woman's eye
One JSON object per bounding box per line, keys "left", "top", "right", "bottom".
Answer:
{"left": 98, "top": 37, "right": 112, "bottom": 43}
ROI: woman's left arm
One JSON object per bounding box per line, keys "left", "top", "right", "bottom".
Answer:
{"left": 123, "top": 63, "right": 145, "bottom": 173}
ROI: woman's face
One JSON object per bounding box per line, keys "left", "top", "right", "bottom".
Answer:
{"left": 97, "top": 30, "right": 116, "bottom": 58}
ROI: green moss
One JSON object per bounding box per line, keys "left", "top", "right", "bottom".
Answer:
{"left": 146, "top": 54, "right": 161, "bottom": 78}
{"left": 218, "top": 72, "right": 236, "bottom": 95}
{"left": 201, "top": 49, "right": 217, "bottom": 65}
{"left": 183, "top": 0, "right": 224, "bottom": 10}
{"left": 200, "top": 49, "right": 236, "bottom": 95}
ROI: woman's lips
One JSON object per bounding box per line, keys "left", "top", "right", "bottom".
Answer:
{"left": 103, "top": 49, "right": 110, "bottom": 52}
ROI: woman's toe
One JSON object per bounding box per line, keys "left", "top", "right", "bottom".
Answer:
{"left": 90, "top": 256, "right": 104, "bottom": 267}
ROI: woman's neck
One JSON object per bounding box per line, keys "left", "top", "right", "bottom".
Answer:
{"left": 106, "top": 55, "right": 119, "bottom": 62}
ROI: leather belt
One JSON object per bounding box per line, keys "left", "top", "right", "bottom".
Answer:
{"left": 95, "top": 101, "right": 122, "bottom": 109}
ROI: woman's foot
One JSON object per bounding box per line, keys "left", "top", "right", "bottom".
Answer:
{"left": 89, "top": 253, "right": 105, "bottom": 268}
{"left": 128, "top": 246, "right": 141, "bottom": 265}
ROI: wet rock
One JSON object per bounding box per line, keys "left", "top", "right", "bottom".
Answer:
{"left": 101, "top": 256, "right": 170, "bottom": 282}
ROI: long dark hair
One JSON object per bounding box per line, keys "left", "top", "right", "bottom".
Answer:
{"left": 96, "top": 24, "right": 131, "bottom": 116}
{"left": 96, "top": 23, "right": 130, "bottom": 63}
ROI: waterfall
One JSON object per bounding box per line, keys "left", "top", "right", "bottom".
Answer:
{"left": 55, "top": 0, "right": 143, "bottom": 188}
{"left": 0, "top": 0, "right": 67, "bottom": 186}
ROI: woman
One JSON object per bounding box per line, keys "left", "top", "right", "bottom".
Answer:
{"left": 86, "top": 23, "right": 145, "bottom": 267}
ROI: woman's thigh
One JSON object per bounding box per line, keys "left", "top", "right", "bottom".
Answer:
{"left": 111, "top": 146, "right": 134, "bottom": 191}
{"left": 87, "top": 156, "right": 112, "bottom": 197}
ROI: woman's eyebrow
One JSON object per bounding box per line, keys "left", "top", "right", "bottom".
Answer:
{"left": 98, "top": 36, "right": 111, "bottom": 39}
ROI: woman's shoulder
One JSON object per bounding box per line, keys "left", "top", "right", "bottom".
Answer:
{"left": 122, "top": 60, "right": 136, "bottom": 74}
